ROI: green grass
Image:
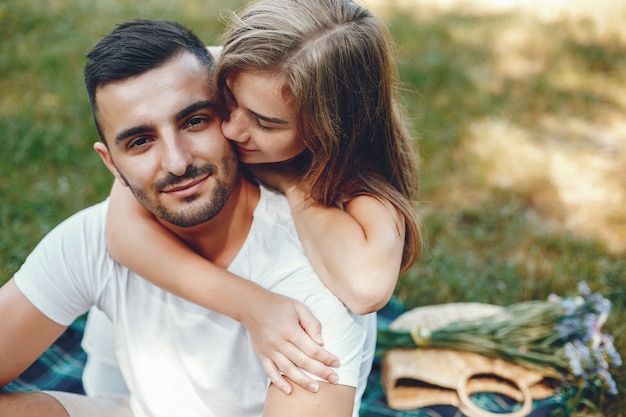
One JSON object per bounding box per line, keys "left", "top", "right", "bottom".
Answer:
{"left": 1, "top": 1, "right": 624, "bottom": 415}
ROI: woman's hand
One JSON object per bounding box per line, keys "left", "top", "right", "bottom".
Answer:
{"left": 240, "top": 290, "right": 340, "bottom": 395}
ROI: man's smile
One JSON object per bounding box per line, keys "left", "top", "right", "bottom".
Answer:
{"left": 161, "top": 174, "right": 210, "bottom": 198}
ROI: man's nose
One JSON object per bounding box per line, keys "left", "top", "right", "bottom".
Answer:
{"left": 161, "top": 135, "right": 193, "bottom": 176}
{"left": 221, "top": 109, "right": 249, "bottom": 143}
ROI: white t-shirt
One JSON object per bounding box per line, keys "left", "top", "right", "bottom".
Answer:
{"left": 14, "top": 186, "right": 374, "bottom": 417}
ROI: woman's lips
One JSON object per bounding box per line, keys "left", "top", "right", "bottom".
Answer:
{"left": 235, "top": 145, "right": 254, "bottom": 155}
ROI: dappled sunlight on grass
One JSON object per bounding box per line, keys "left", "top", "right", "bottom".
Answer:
{"left": 492, "top": 26, "right": 545, "bottom": 76}
{"left": 370, "top": 0, "right": 626, "bottom": 256}
{"left": 465, "top": 117, "right": 626, "bottom": 253}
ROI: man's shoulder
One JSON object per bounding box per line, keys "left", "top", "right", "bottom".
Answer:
{"left": 258, "top": 184, "right": 289, "bottom": 206}
{"left": 232, "top": 186, "right": 309, "bottom": 281}
{"left": 255, "top": 186, "right": 293, "bottom": 226}
{"left": 12, "top": 199, "right": 112, "bottom": 326}
{"left": 252, "top": 186, "right": 302, "bottom": 249}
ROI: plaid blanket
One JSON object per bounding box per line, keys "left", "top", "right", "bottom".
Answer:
{"left": 2, "top": 300, "right": 567, "bottom": 416}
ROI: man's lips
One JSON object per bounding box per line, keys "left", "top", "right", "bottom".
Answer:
{"left": 161, "top": 175, "right": 210, "bottom": 198}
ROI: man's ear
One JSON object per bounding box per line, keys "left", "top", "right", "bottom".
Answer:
{"left": 93, "top": 142, "right": 128, "bottom": 187}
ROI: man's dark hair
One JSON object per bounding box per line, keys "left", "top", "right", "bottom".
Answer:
{"left": 84, "top": 19, "right": 214, "bottom": 142}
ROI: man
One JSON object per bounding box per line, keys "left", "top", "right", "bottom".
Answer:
{"left": 0, "top": 19, "right": 367, "bottom": 417}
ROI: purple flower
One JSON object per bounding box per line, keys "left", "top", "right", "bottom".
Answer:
{"left": 577, "top": 281, "right": 591, "bottom": 296}
{"left": 596, "top": 368, "right": 618, "bottom": 396}
{"left": 600, "top": 334, "right": 622, "bottom": 368}
{"left": 560, "top": 297, "right": 583, "bottom": 315}
{"left": 548, "top": 293, "right": 562, "bottom": 302}
{"left": 564, "top": 341, "right": 590, "bottom": 377}
{"left": 555, "top": 317, "right": 582, "bottom": 339}
{"left": 592, "top": 345, "right": 609, "bottom": 370}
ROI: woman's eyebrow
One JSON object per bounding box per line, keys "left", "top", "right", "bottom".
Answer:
{"left": 248, "top": 109, "right": 288, "bottom": 124}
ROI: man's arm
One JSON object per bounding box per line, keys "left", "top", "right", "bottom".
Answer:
{"left": 0, "top": 279, "right": 66, "bottom": 387}
{"left": 263, "top": 381, "right": 355, "bottom": 417}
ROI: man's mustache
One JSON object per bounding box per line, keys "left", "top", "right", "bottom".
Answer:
{"left": 154, "top": 165, "right": 216, "bottom": 191}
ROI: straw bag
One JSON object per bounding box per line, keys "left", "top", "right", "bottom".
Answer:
{"left": 381, "top": 303, "right": 557, "bottom": 417}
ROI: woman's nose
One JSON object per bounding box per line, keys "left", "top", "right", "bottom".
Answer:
{"left": 221, "top": 108, "right": 249, "bottom": 143}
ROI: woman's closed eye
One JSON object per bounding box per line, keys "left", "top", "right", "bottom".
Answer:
{"left": 254, "top": 118, "right": 272, "bottom": 132}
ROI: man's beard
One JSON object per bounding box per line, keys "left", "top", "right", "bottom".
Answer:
{"left": 120, "top": 158, "right": 238, "bottom": 228}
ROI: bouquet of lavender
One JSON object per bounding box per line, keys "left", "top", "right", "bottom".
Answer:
{"left": 377, "top": 282, "right": 622, "bottom": 411}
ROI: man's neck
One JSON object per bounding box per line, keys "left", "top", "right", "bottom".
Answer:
{"left": 158, "top": 179, "right": 260, "bottom": 268}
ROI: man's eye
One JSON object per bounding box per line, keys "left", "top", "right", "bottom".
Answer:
{"left": 186, "top": 116, "right": 207, "bottom": 129}
{"left": 128, "top": 137, "right": 150, "bottom": 149}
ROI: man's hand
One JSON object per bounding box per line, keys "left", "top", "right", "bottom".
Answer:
{"left": 240, "top": 291, "right": 340, "bottom": 395}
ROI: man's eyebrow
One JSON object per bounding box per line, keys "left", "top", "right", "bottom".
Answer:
{"left": 175, "top": 100, "right": 218, "bottom": 123}
{"left": 248, "top": 109, "right": 288, "bottom": 125}
{"left": 115, "top": 125, "right": 152, "bottom": 146}
{"left": 113, "top": 101, "right": 218, "bottom": 146}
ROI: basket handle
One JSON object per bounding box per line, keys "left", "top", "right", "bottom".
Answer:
{"left": 456, "top": 373, "right": 533, "bottom": 417}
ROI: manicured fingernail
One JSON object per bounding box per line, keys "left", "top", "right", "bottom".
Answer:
{"left": 316, "top": 333, "right": 324, "bottom": 344}
{"left": 282, "top": 385, "right": 292, "bottom": 395}
{"left": 308, "top": 383, "right": 320, "bottom": 393}
{"left": 329, "top": 374, "right": 339, "bottom": 384}
{"left": 331, "top": 360, "right": 340, "bottom": 368}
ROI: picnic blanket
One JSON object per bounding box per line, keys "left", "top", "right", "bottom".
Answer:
{"left": 2, "top": 299, "right": 568, "bottom": 416}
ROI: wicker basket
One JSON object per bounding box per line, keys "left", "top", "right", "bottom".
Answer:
{"left": 382, "top": 303, "right": 556, "bottom": 417}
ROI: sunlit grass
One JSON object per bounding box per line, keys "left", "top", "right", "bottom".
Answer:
{"left": 1, "top": 0, "right": 624, "bottom": 415}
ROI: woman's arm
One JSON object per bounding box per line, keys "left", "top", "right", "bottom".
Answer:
{"left": 286, "top": 188, "right": 404, "bottom": 315}
{"left": 106, "top": 181, "right": 339, "bottom": 394}
{"left": 249, "top": 166, "right": 404, "bottom": 315}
